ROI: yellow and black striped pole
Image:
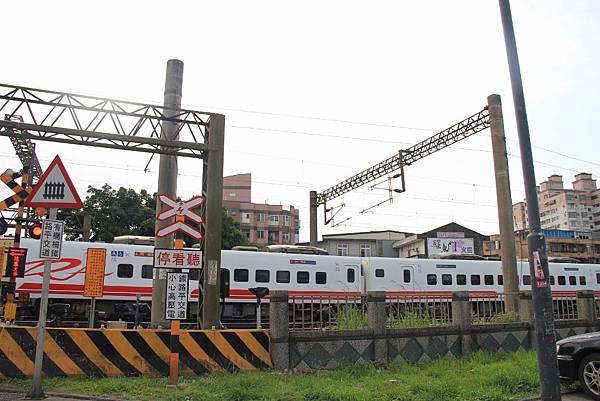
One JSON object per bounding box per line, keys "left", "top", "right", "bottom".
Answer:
{"left": 169, "top": 215, "right": 185, "bottom": 385}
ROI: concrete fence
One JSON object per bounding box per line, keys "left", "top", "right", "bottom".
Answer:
{"left": 269, "top": 290, "right": 599, "bottom": 371}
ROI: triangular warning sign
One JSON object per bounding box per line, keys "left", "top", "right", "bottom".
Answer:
{"left": 25, "top": 155, "right": 83, "bottom": 209}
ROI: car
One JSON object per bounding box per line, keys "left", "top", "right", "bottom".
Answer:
{"left": 557, "top": 331, "right": 600, "bottom": 400}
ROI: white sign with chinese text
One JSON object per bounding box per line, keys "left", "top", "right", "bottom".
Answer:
{"left": 40, "top": 219, "right": 64, "bottom": 260}
{"left": 165, "top": 272, "right": 188, "bottom": 320}
{"left": 153, "top": 248, "right": 203, "bottom": 269}
{"left": 427, "top": 237, "right": 474, "bottom": 255}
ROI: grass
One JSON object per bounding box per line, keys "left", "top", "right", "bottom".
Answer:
{"left": 335, "top": 306, "right": 368, "bottom": 330}
{"left": 0, "top": 350, "right": 573, "bottom": 401}
{"left": 471, "top": 312, "right": 520, "bottom": 325}
{"left": 387, "top": 310, "right": 441, "bottom": 328}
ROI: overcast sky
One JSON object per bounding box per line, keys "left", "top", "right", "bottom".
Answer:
{"left": 1, "top": 1, "right": 598, "bottom": 241}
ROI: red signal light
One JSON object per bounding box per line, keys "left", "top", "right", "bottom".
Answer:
{"left": 29, "top": 223, "right": 43, "bottom": 239}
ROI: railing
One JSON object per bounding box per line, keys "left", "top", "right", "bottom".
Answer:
{"left": 470, "top": 293, "right": 508, "bottom": 324}
{"left": 385, "top": 293, "right": 452, "bottom": 328}
{"left": 289, "top": 293, "right": 366, "bottom": 331}
{"left": 552, "top": 294, "right": 578, "bottom": 320}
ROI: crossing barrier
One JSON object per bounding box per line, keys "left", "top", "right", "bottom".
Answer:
{"left": 0, "top": 326, "right": 271, "bottom": 377}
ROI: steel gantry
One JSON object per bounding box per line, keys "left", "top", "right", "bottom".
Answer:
{"left": 0, "top": 81, "right": 225, "bottom": 330}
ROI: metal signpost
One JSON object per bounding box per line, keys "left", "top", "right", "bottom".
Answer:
{"left": 24, "top": 155, "right": 83, "bottom": 400}
{"left": 154, "top": 194, "right": 204, "bottom": 385}
{"left": 83, "top": 248, "right": 107, "bottom": 328}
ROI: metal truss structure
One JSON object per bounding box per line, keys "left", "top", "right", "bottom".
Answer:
{"left": 5, "top": 115, "right": 43, "bottom": 181}
{"left": 316, "top": 107, "right": 490, "bottom": 206}
{"left": 0, "top": 83, "right": 217, "bottom": 158}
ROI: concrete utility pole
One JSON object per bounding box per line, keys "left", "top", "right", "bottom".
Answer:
{"left": 487, "top": 94, "right": 519, "bottom": 313}
{"left": 497, "top": 1, "right": 561, "bottom": 400}
{"left": 309, "top": 191, "right": 318, "bottom": 247}
{"left": 201, "top": 114, "right": 225, "bottom": 329}
{"left": 152, "top": 59, "right": 184, "bottom": 327}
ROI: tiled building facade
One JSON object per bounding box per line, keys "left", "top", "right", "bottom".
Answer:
{"left": 222, "top": 173, "right": 299, "bottom": 245}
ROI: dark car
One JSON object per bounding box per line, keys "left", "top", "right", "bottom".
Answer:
{"left": 557, "top": 331, "right": 600, "bottom": 400}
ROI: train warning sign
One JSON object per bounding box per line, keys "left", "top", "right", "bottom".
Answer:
{"left": 25, "top": 155, "right": 83, "bottom": 209}
{"left": 39, "top": 219, "right": 64, "bottom": 259}
{"left": 4, "top": 247, "right": 27, "bottom": 278}
{"left": 165, "top": 272, "right": 188, "bottom": 320}
{"left": 83, "top": 248, "right": 107, "bottom": 297}
{"left": 154, "top": 248, "right": 202, "bottom": 269}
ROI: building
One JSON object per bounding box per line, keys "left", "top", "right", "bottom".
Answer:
{"left": 307, "top": 231, "right": 411, "bottom": 257}
{"left": 393, "top": 222, "right": 489, "bottom": 258}
{"left": 222, "top": 173, "right": 300, "bottom": 245}
{"left": 483, "top": 229, "right": 600, "bottom": 264}
{"left": 515, "top": 173, "right": 600, "bottom": 232}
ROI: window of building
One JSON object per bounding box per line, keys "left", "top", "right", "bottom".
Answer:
{"left": 457, "top": 274, "right": 467, "bottom": 285}
{"left": 256, "top": 230, "right": 265, "bottom": 239}
{"left": 471, "top": 275, "right": 481, "bottom": 285}
{"left": 268, "top": 231, "right": 279, "bottom": 242}
{"left": 269, "top": 215, "right": 279, "bottom": 225}
{"left": 297, "top": 271, "right": 309, "bottom": 284}
{"left": 242, "top": 229, "right": 250, "bottom": 239}
{"left": 347, "top": 268, "right": 355, "bottom": 283}
{"left": 141, "top": 265, "right": 153, "bottom": 279}
{"left": 337, "top": 244, "right": 349, "bottom": 256}
{"left": 241, "top": 213, "right": 252, "bottom": 223}
{"left": 427, "top": 274, "right": 437, "bottom": 285}
{"left": 442, "top": 274, "right": 452, "bottom": 285}
{"left": 558, "top": 276, "right": 566, "bottom": 285}
{"left": 360, "top": 244, "right": 371, "bottom": 257}
{"left": 282, "top": 232, "right": 290, "bottom": 242}
{"left": 234, "top": 269, "right": 249, "bottom": 282}
{"left": 316, "top": 272, "right": 327, "bottom": 284}
{"left": 117, "top": 264, "right": 133, "bottom": 278}
{"left": 403, "top": 269, "right": 411, "bottom": 283}
{"left": 256, "top": 270, "right": 270, "bottom": 283}
{"left": 580, "top": 276, "right": 587, "bottom": 286}
{"left": 497, "top": 275, "right": 503, "bottom": 285}
{"left": 523, "top": 275, "right": 531, "bottom": 285}
{"left": 569, "top": 276, "right": 576, "bottom": 285}
{"left": 375, "top": 269, "right": 385, "bottom": 278}
{"left": 283, "top": 215, "right": 290, "bottom": 226}
{"left": 276, "top": 270, "right": 290, "bottom": 283}
{"left": 257, "top": 213, "right": 267, "bottom": 222}
{"left": 484, "top": 275, "right": 494, "bottom": 285}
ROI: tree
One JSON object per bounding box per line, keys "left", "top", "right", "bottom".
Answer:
{"left": 60, "top": 184, "right": 248, "bottom": 249}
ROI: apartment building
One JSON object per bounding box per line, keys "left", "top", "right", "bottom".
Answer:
{"left": 514, "top": 173, "right": 600, "bottom": 232}
{"left": 222, "top": 173, "right": 300, "bottom": 245}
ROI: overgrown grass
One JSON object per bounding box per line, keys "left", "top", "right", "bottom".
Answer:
{"left": 0, "top": 350, "right": 570, "bottom": 401}
{"left": 471, "top": 312, "right": 520, "bottom": 325}
{"left": 335, "top": 306, "right": 368, "bottom": 330}
{"left": 387, "top": 310, "right": 441, "bottom": 328}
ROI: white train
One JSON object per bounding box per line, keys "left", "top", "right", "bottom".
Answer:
{"left": 11, "top": 238, "right": 600, "bottom": 321}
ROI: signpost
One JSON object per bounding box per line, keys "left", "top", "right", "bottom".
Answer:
{"left": 25, "top": 155, "right": 82, "bottom": 400}
{"left": 154, "top": 194, "right": 204, "bottom": 386}
{"left": 83, "top": 248, "right": 107, "bottom": 328}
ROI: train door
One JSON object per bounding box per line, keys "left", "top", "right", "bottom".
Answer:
{"left": 400, "top": 265, "right": 415, "bottom": 292}
{"left": 341, "top": 264, "right": 360, "bottom": 293}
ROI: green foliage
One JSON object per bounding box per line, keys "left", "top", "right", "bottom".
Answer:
{"left": 335, "top": 305, "right": 368, "bottom": 330}
{"left": 221, "top": 208, "right": 249, "bottom": 250}
{"left": 387, "top": 310, "right": 441, "bottom": 328}
{"left": 471, "top": 311, "right": 520, "bottom": 325}
{"left": 0, "top": 350, "right": 562, "bottom": 401}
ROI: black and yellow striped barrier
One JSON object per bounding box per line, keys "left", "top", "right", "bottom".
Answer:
{"left": 0, "top": 327, "right": 271, "bottom": 377}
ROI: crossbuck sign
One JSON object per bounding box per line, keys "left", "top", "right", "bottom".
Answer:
{"left": 155, "top": 194, "right": 204, "bottom": 239}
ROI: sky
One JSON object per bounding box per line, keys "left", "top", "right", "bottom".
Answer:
{"left": 0, "top": 1, "right": 599, "bottom": 242}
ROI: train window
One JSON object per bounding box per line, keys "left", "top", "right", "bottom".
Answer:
{"left": 484, "top": 275, "right": 494, "bottom": 285}
{"left": 347, "top": 268, "right": 355, "bottom": 283}
{"left": 497, "top": 275, "right": 503, "bottom": 285}
{"left": 375, "top": 269, "right": 385, "bottom": 278}
{"left": 523, "top": 275, "right": 531, "bottom": 285}
{"left": 457, "top": 274, "right": 466, "bottom": 285}
{"left": 316, "top": 272, "right": 327, "bottom": 284}
{"left": 297, "top": 271, "right": 309, "bottom": 284}
{"left": 597, "top": 273, "right": 600, "bottom": 284}
{"left": 427, "top": 274, "right": 437, "bottom": 285}
{"left": 470, "top": 275, "right": 481, "bottom": 285}
{"left": 580, "top": 276, "right": 587, "bottom": 285}
{"left": 403, "top": 269, "right": 411, "bottom": 283}
{"left": 234, "top": 269, "right": 249, "bottom": 282}
{"left": 550, "top": 276, "right": 555, "bottom": 285}
{"left": 276, "top": 270, "right": 290, "bottom": 283}
{"left": 141, "top": 265, "right": 153, "bottom": 279}
{"left": 442, "top": 274, "right": 452, "bottom": 285}
{"left": 117, "top": 264, "right": 133, "bottom": 278}
{"left": 189, "top": 269, "right": 199, "bottom": 281}
{"left": 256, "top": 270, "right": 270, "bottom": 283}
{"left": 568, "top": 276, "right": 576, "bottom": 286}
{"left": 558, "top": 276, "right": 566, "bottom": 286}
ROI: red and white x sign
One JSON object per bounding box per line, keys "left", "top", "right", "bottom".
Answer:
{"left": 157, "top": 194, "right": 204, "bottom": 223}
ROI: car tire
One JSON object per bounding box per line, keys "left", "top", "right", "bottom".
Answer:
{"left": 578, "top": 353, "right": 600, "bottom": 400}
